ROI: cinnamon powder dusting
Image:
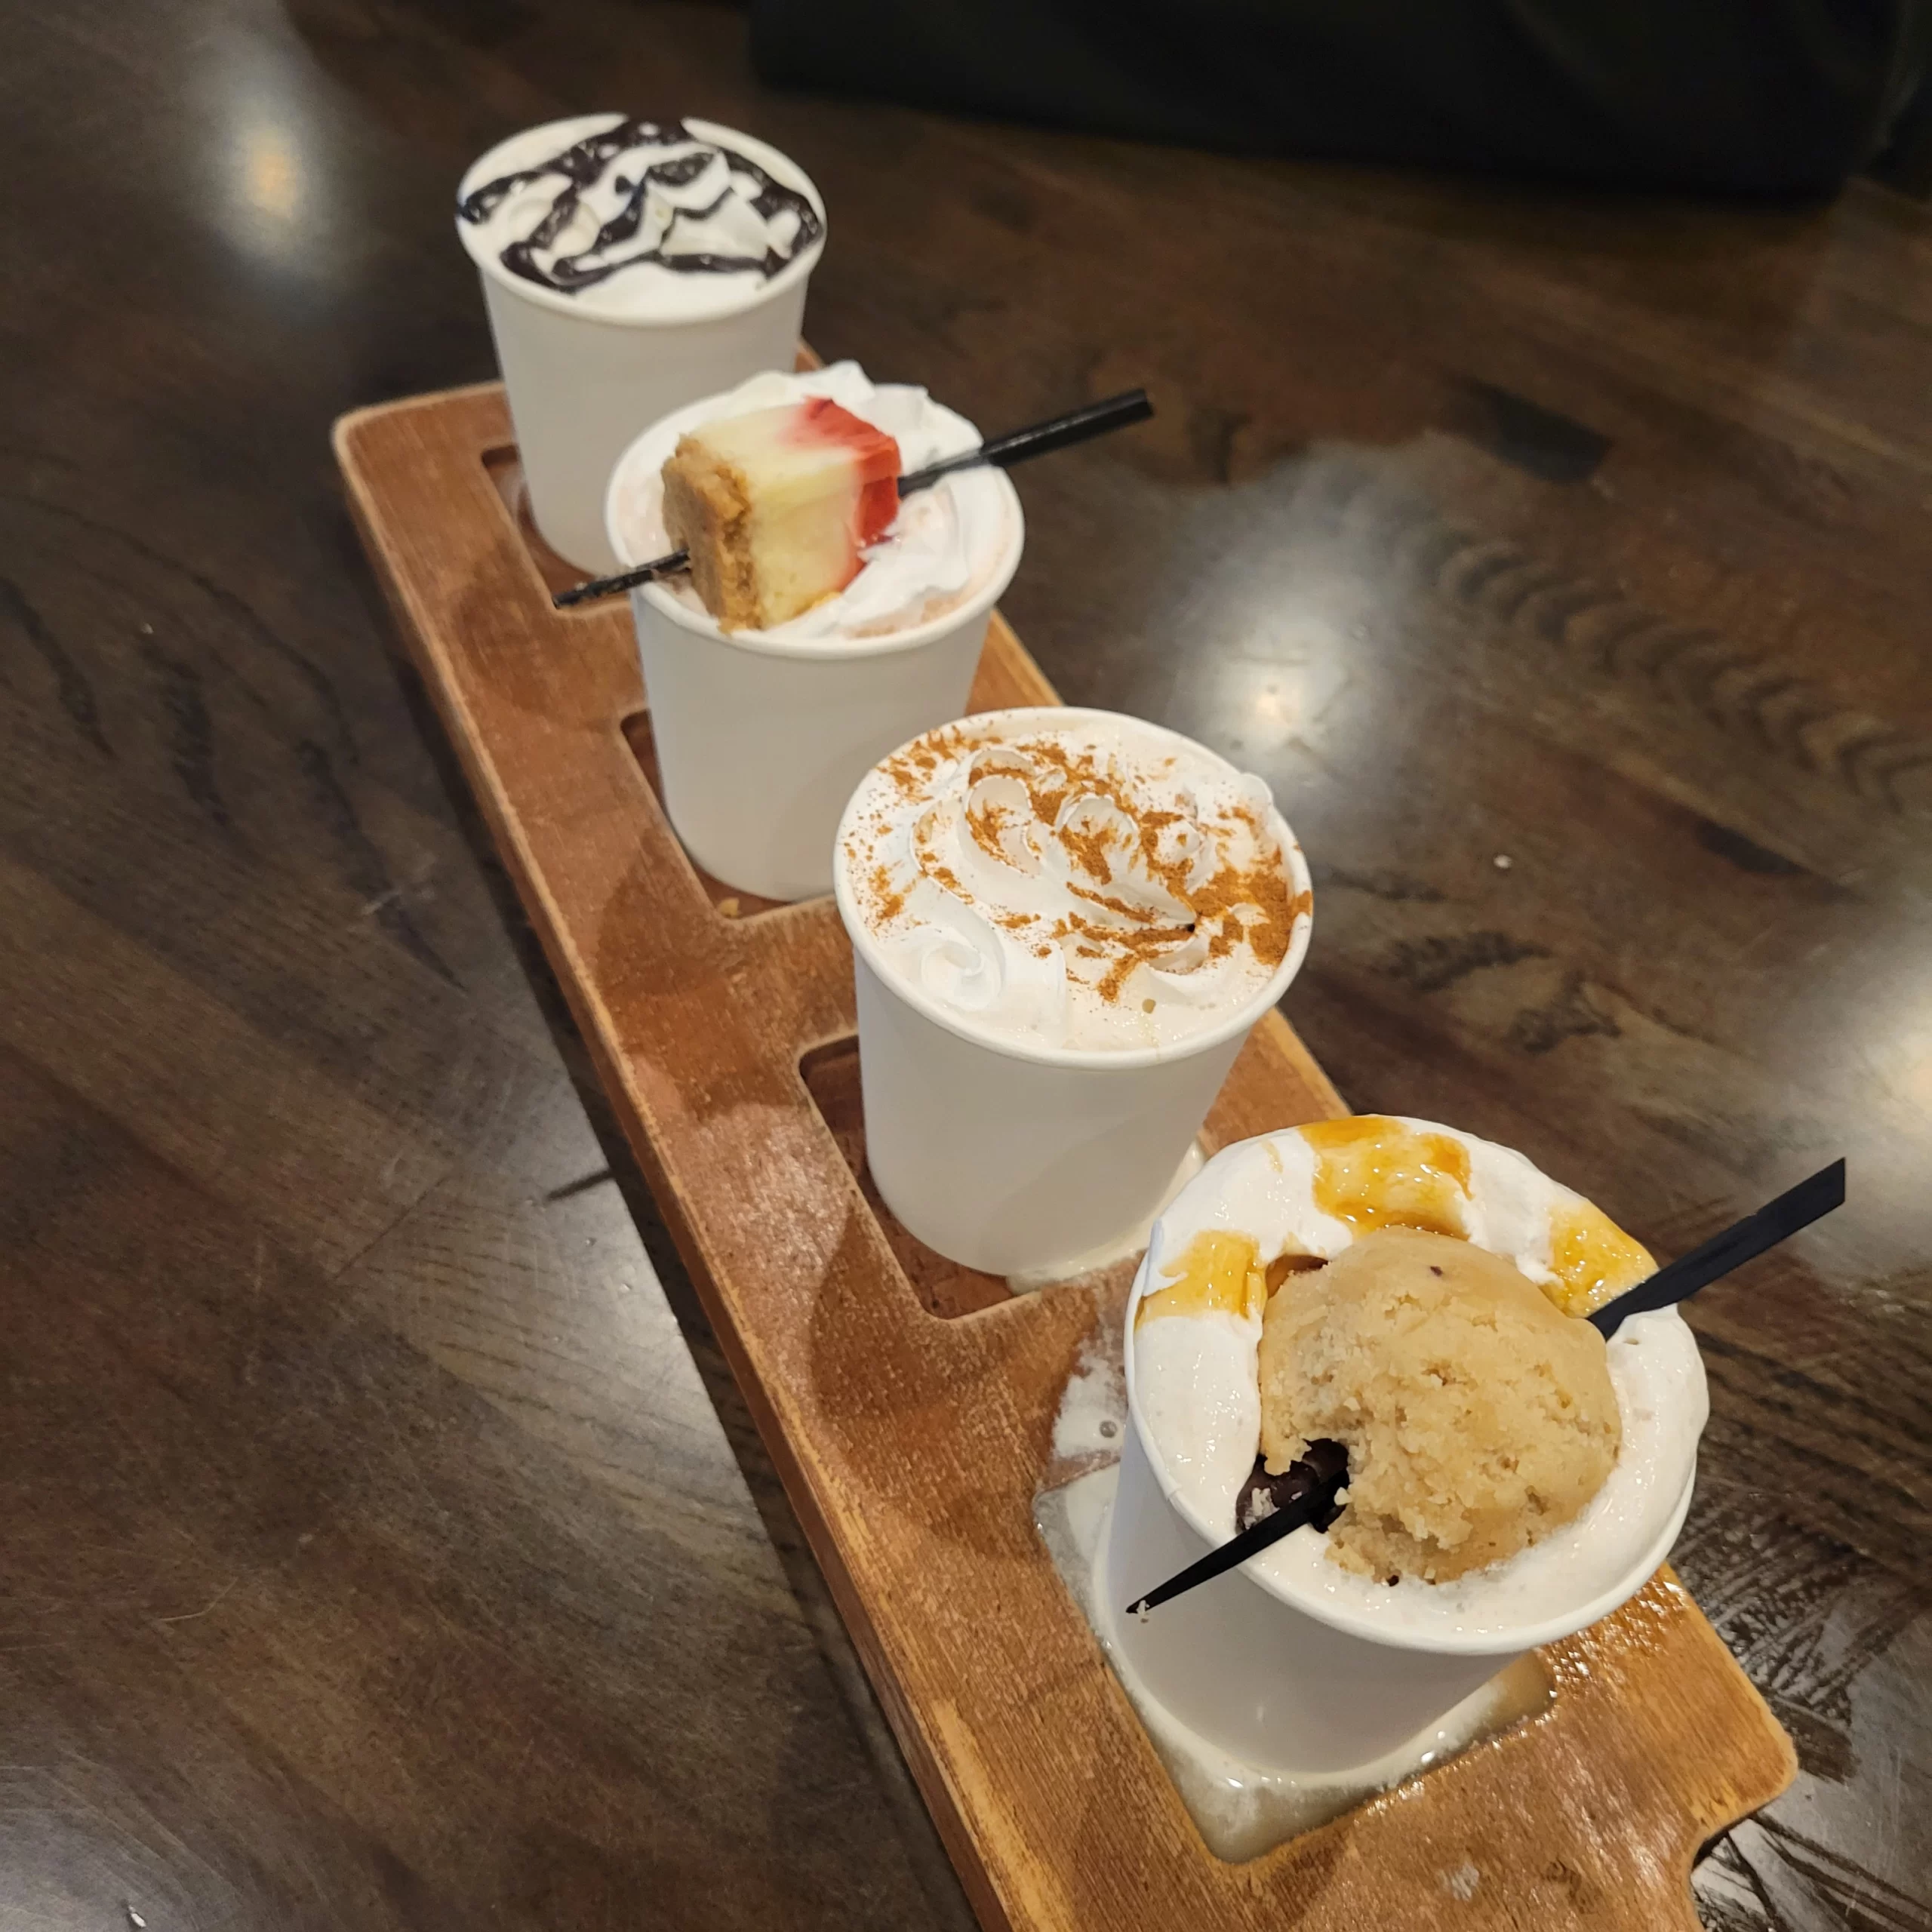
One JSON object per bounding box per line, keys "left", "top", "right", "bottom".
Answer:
{"left": 868, "top": 864, "right": 903, "bottom": 926}
{"left": 1056, "top": 820, "right": 1118, "bottom": 886}
{"left": 843, "top": 715, "right": 1309, "bottom": 1020}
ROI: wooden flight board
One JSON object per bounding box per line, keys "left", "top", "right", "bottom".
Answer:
{"left": 335, "top": 380, "right": 1794, "bottom": 1932}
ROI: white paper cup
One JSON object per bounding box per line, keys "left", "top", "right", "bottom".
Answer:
{"left": 606, "top": 392, "right": 1024, "bottom": 904}
{"left": 457, "top": 116, "right": 825, "bottom": 574}
{"left": 833, "top": 709, "right": 1314, "bottom": 1278}
{"left": 1104, "top": 1250, "right": 1697, "bottom": 1773}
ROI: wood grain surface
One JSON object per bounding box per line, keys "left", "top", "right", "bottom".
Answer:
{"left": 2, "top": 1, "right": 1927, "bottom": 1925}
{"left": 337, "top": 380, "right": 1792, "bottom": 1931}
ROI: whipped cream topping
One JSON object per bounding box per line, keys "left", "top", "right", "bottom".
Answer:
{"left": 838, "top": 709, "right": 1312, "bottom": 1054}
{"left": 457, "top": 116, "right": 823, "bottom": 321}
{"left": 1130, "top": 1123, "right": 1707, "bottom": 1644}
{"left": 607, "top": 362, "right": 1022, "bottom": 645}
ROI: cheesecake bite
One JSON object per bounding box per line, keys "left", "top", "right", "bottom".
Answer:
{"left": 1257, "top": 1228, "right": 1621, "bottom": 1583}
{"left": 660, "top": 398, "right": 902, "bottom": 630}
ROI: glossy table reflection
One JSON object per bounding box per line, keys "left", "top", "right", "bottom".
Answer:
{"left": 1, "top": 2, "right": 1927, "bottom": 1927}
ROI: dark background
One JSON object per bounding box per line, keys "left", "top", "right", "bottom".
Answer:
{"left": 2, "top": 2, "right": 1927, "bottom": 1927}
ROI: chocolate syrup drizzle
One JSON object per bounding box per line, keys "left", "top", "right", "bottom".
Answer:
{"left": 457, "top": 117, "right": 822, "bottom": 295}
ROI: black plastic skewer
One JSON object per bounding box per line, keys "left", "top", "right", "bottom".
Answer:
{"left": 552, "top": 388, "right": 1153, "bottom": 609}
{"left": 1124, "top": 1448, "right": 1349, "bottom": 1620}
{"left": 903, "top": 387, "right": 1153, "bottom": 488}
{"left": 1586, "top": 1157, "right": 1845, "bottom": 1337}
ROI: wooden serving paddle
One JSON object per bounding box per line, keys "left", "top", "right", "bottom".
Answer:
{"left": 1128, "top": 1158, "right": 1846, "bottom": 1617}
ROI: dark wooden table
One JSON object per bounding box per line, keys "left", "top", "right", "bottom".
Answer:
{"left": 3, "top": 2, "right": 1926, "bottom": 1927}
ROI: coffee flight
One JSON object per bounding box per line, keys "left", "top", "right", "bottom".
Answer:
{"left": 456, "top": 112, "right": 1715, "bottom": 1789}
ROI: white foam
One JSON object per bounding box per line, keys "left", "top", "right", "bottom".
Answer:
{"left": 838, "top": 711, "right": 1309, "bottom": 1054}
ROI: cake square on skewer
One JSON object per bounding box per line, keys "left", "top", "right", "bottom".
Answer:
{"left": 661, "top": 398, "right": 901, "bottom": 630}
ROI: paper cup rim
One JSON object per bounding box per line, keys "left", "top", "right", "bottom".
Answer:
{"left": 456, "top": 113, "right": 826, "bottom": 327}
{"left": 832, "top": 706, "right": 1314, "bottom": 1069}
{"left": 1121, "top": 1224, "right": 1697, "bottom": 1657}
